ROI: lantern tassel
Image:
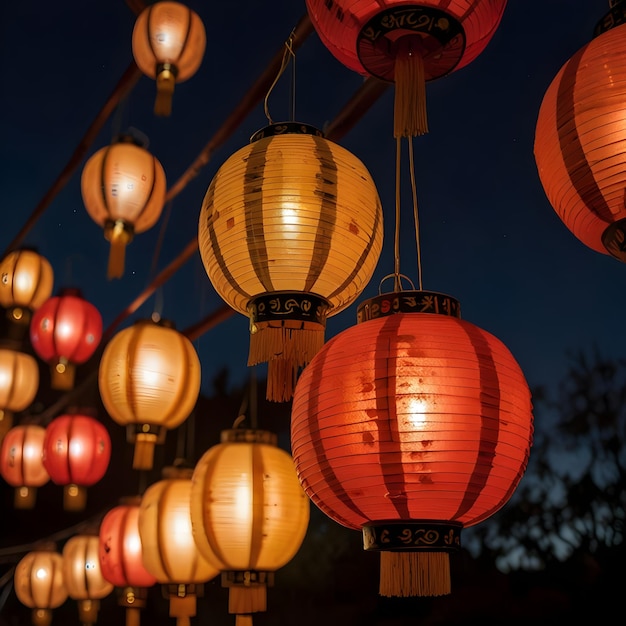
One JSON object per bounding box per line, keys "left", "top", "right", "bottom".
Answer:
{"left": 77, "top": 598, "right": 100, "bottom": 626}
{"left": 63, "top": 484, "right": 87, "bottom": 511}
{"left": 14, "top": 486, "right": 37, "bottom": 509}
{"left": 394, "top": 42, "right": 428, "bottom": 138}
{"left": 236, "top": 615, "right": 254, "bottom": 626}
{"left": 106, "top": 221, "right": 131, "bottom": 280}
{"left": 50, "top": 360, "right": 76, "bottom": 391}
{"left": 170, "top": 594, "right": 196, "bottom": 625}
{"left": 228, "top": 585, "right": 266, "bottom": 615}
{"left": 125, "top": 607, "right": 141, "bottom": 626}
{"left": 379, "top": 552, "right": 451, "bottom": 597}
{"left": 155, "top": 68, "right": 176, "bottom": 117}
{"left": 132, "top": 433, "right": 157, "bottom": 471}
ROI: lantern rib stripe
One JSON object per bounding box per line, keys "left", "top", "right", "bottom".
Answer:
{"left": 126, "top": 323, "right": 143, "bottom": 420}
{"left": 161, "top": 331, "right": 194, "bottom": 426}
{"left": 177, "top": 8, "right": 193, "bottom": 66}
{"left": 156, "top": 484, "right": 172, "bottom": 578}
{"left": 119, "top": 508, "right": 131, "bottom": 583}
{"left": 146, "top": 5, "right": 157, "bottom": 65}
{"left": 99, "top": 146, "right": 113, "bottom": 216}
{"left": 249, "top": 444, "right": 265, "bottom": 569}
{"left": 50, "top": 297, "right": 62, "bottom": 362}
{"left": 452, "top": 322, "right": 500, "bottom": 520}
{"left": 47, "top": 554, "right": 58, "bottom": 608}
{"left": 7, "top": 351, "right": 18, "bottom": 408}
{"left": 81, "top": 536, "right": 90, "bottom": 595}
{"left": 244, "top": 137, "right": 274, "bottom": 292}
{"left": 557, "top": 47, "right": 612, "bottom": 224}
{"left": 134, "top": 156, "right": 159, "bottom": 223}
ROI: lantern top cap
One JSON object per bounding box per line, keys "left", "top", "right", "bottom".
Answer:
{"left": 162, "top": 463, "right": 194, "bottom": 480}
{"left": 250, "top": 122, "right": 324, "bottom": 144}
{"left": 220, "top": 428, "right": 278, "bottom": 446}
{"left": 56, "top": 287, "right": 83, "bottom": 298}
{"left": 595, "top": 1, "right": 626, "bottom": 36}
{"left": 357, "top": 290, "right": 461, "bottom": 324}
{"left": 112, "top": 131, "right": 149, "bottom": 149}
{"left": 133, "top": 316, "right": 175, "bottom": 330}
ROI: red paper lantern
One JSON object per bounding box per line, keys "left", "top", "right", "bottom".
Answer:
{"left": 291, "top": 290, "right": 533, "bottom": 597}
{"left": 305, "top": 0, "right": 507, "bottom": 136}
{"left": 534, "top": 11, "right": 626, "bottom": 261}
{"left": 30, "top": 288, "right": 103, "bottom": 390}
{"left": 0, "top": 424, "right": 49, "bottom": 509}
{"left": 42, "top": 413, "right": 111, "bottom": 511}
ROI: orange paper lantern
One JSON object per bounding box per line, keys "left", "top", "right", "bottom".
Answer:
{"left": 305, "top": 0, "right": 508, "bottom": 136}
{"left": 132, "top": 1, "right": 206, "bottom": 116}
{"left": 291, "top": 290, "right": 534, "bottom": 597}
{"left": 81, "top": 135, "right": 167, "bottom": 280}
{"left": 534, "top": 12, "right": 626, "bottom": 261}
{"left": 198, "top": 122, "right": 383, "bottom": 401}
{"left": 30, "top": 288, "right": 103, "bottom": 390}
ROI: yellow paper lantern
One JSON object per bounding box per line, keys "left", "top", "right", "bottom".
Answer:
{"left": 62, "top": 534, "right": 113, "bottom": 626}
{"left": 132, "top": 1, "right": 206, "bottom": 116}
{"left": 190, "top": 428, "right": 310, "bottom": 625}
{"left": 198, "top": 122, "right": 383, "bottom": 401}
{"left": 98, "top": 318, "right": 201, "bottom": 470}
{"left": 14, "top": 548, "right": 68, "bottom": 626}
{"left": 81, "top": 136, "right": 167, "bottom": 280}
{"left": 138, "top": 465, "right": 219, "bottom": 626}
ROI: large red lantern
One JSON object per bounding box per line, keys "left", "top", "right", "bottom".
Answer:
{"left": 0, "top": 424, "right": 49, "bottom": 509}
{"left": 305, "top": 0, "right": 508, "bottom": 136}
{"left": 291, "top": 290, "right": 534, "bottom": 597}
{"left": 30, "top": 288, "right": 103, "bottom": 390}
{"left": 42, "top": 413, "right": 111, "bottom": 511}
{"left": 534, "top": 7, "right": 626, "bottom": 261}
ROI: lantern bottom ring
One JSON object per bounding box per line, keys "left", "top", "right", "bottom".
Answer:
{"left": 601, "top": 218, "right": 626, "bottom": 262}
{"left": 363, "top": 521, "right": 462, "bottom": 552}
{"left": 221, "top": 571, "right": 275, "bottom": 588}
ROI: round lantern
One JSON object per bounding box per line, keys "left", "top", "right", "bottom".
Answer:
{"left": 14, "top": 548, "right": 68, "bottom": 626}
{"left": 534, "top": 11, "right": 626, "bottom": 262}
{"left": 291, "top": 290, "right": 534, "bottom": 597}
{"left": 198, "top": 122, "right": 383, "bottom": 402}
{"left": 132, "top": 1, "right": 206, "bottom": 116}
{"left": 99, "top": 498, "right": 157, "bottom": 626}
{"left": 306, "top": 0, "right": 508, "bottom": 136}
{"left": 0, "top": 424, "right": 49, "bottom": 509}
{"left": 0, "top": 347, "right": 40, "bottom": 441}
{"left": 138, "top": 465, "right": 219, "bottom": 625}
{"left": 190, "top": 428, "right": 310, "bottom": 624}
{"left": 98, "top": 317, "right": 201, "bottom": 471}
{"left": 42, "top": 413, "right": 111, "bottom": 511}
{"left": 0, "top": 248, "right": 54, "bottom": 329}
{"left": 30, "top": 288, "right": 103, "bottom": 390}
{"left": 81, "top": 135, "right": 167, "bottom": 280}
{"left": 62, "top": 534, "right": 114, "bottom": 626}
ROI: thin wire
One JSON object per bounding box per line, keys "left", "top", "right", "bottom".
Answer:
{"left": 407, "top": 136, "right": 424, "bottom": 291}
{"left": 264, "top": 29, "right": 296, "bottom": 124}
{"left": 290, "top": 34, "right": 297, "bottom": 121}
{"left": 394, "top": 137, "right": 402, "bottom": 291}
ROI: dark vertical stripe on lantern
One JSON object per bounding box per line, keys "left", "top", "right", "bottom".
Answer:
{"left": 558, "top": 47, "right": 613, "bottom": 223}
{"left": 71, "top": 300, "right": 91, "bottom": 362}
{"left": 244, "top": 137, "right": 274, "bottom": 291}
{"left": 145, "top": 5, "right": 157, "bottom": 63}
{"left": 156, "top": 483, "right": 172, "bottom": 578}
{"left": 18, "top": 427, "right": 26, "bottom": 484}
{"left": 50, "top": 297, "right": 62, "bottom": 365}
{"left": 303, "top": 136, "right": 337, "bottom": 292}
{"left": 375, "top": 313, "right": 411, "bottom": 520}
{"left": 133, "top": 155, "right": 159, "bottom": 223}
{"left": 158, "top": 331, "right": 193, "bottom": 427}
{"left": 176, "top": 8, "right": 194, "bottom": 65}
{"left": 81, "top": 537, "right": 90, "bottom": 595}
{"left": 66, "top": 416, "right": 75, "bottom": 483}
{"left": 7, "top": 351, "right": 18, "bottom": 407}
{"left": 46, "top": 554, "right": 59, "bottom": 608}
{"left": 99, "top": 145, "right": 113, "bottom": 218}
{"left": 453, "top": 322, "right": 499, "bottom": 520}
{"left": 249, "top": 444, "right": 265, "bottom": 569}
{"left": 126, "top": 325, "right": 143, "bottom": 421}
{"left": 118, "top": 509, "right": 130, "bottom": 582}
{"left": 304, "top": 343, "right": 369, "bottom": 527}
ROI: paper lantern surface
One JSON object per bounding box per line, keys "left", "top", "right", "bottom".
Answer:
{"left": 0, "top": 249, "right": 54, "bottom": 314}
{"left": 0, "top": 424, "right": 49, "bottom": 488}
{"left": 0, "top": 348, "right": 39, "bottom": 414}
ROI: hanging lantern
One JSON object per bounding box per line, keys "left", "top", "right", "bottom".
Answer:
{"left": 14, "top": 547, "right": 68, "bottom": 626}
{"left": 291, "top": 290, "right": 534, "bottom": 597}
{"left": 42, "top": 412, "right": 111, "bottom": 511}
{"left": 305, "top": 0, "right": 507, "bottom": 136}
{"left": 0, "top": 346, "right": 40, "bottom": 441}
{"left": 190, "top": 427, "right": 310, "bottom": 626}
{"left": 0, "top": 248, "right": 54, "bottom": 330}
{"left": 0, "top": 424, "right": 49, "bottom": 509}
{"left": 198, "top": 122, "right": 383, "bottom": 402}
{"left": 534, "top": 7, "right": 626, "bottom": 262}
{"left": 98, "top": 317, "right": 201, "bottom": 471}
{"left": 132, "top": 1, "right": 206, "bottom": 117}
{"left": 81, "top": 135, "right": 167, "bottom": 280}
{"left": 99, "top": 498, "right": 157, "bottom": 626}
{"left": 62, "top": 534, "right": 114, "bottom": 626}
{"left": 138, "top": 465, "right": 219, "bottom": 626}
{"left": 29, "top": 288, "right": 103, "bottom": 390}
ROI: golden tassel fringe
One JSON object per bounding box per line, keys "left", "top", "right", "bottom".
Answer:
{"left": 394, "top": 46, "right": 428, "bottom": 138}
{"left": 155, "top": 69, "right": 175, "bottom": 117}
{"left": 125, "top": 607, "right": 141, "bottom": 626}
{"left": 379, "top": 552, "right": 451, "bottom": 597}
{"left": 236, "top": 615, "right": 254, "bottom": 626}
{"left": 170, "top": 595, "right": 196, "bottom": 621}
{"left": 228, "top": 585, "right": 267, "bottom": 615}
{"left": 107, "top": 222, "right": 131, "bottom": 280}
{"left": 133, "top": 434, "right": 157, "bottom": 471}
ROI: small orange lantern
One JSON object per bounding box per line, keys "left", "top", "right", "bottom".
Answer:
{"left": 190, "top": 427, "right": 310, "bottom": 625}
{"left": 534, "top": 9, "right": 626, "bottom": 261}
{"left": 81, "top": 135, "right": 167, "bottom": 280}
{"left": 62, "top": 534, "right": 114, "bottom": 626}
{"left": 291, "top": 290, "right": 534, "bottom": 597}
{"left": 198, "top": 122, "right": 383, "bottom": 401}
{"left": 305, "top": 0, "right": 508, "bottom": 136}
{"left": 0, "top": 424, "right": 49, "bottom": 509}
{"left": 0, "top": 346, "right": 40, "bottom": 441}
{"left": 14, "top": 547, "right": 68, "bottom": 626}
{"left": 138, "top": 465, "right": 219, "bottom": 625}
{"left": 0, "top": 248, "right": 54, "bottom": 330}
{"left": 29, "top": 288, "right": 103, "bottom": 390}
{"left": 132, "top": 1, "right": 206, "bottom": 116}
{"left": 42, "top": 412, "right": 111, "bottom": 511}
{"left": 98, "top": 317, "right": 201, "bottom": 470}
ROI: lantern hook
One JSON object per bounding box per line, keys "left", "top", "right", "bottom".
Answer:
{"left": 264, "top": 28, "right": 297, "bottom": 124}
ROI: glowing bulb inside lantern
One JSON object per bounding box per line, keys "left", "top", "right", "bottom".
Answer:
{"left": 35, "top": 567, "right": 48, "bottom": 580}
{"left": 235, "top": 479, "right": 251, "bottom": 522}
{"left": 406, "top": 398, "right": 428, "bottom": 429}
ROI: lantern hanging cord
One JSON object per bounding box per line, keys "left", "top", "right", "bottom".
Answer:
{"left": 264, "top": 29, "right": 296, "bottom": 124}
{"left": 407, "top": 136, "right": 424, "bottom": 290}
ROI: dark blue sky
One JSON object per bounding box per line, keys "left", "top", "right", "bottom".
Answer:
{"left": 1, "top": 0, "right": 624, "bottom": 400}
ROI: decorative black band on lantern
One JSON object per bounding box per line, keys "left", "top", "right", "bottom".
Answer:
{"left": 126, "top": 423, "right": 167, "bottom": 444}
{"left": 220, "top": 428, "right": 277, "bottom": 446}
{"left": 221, "top": 571, "right": 275, "bottom": 588}
{"left": 357, "top": 290, "right": 461, "bottom": 323}
{"left": 162, "top": 583, "right": 203, "bottom": 599}
{"left": 601, "top": 218, "right": 626, "bottom": 262}
{"left": 362, "top": 521, "right": 462, "bottom": 553}
{"left": 250, "top": 122, "right": 324, "bottom": 143}
{"left": 594, "top": 1, "right": 626, "bottom": 36}
{"left": 248, "top": 292, "right": 330, "bottom": 327}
